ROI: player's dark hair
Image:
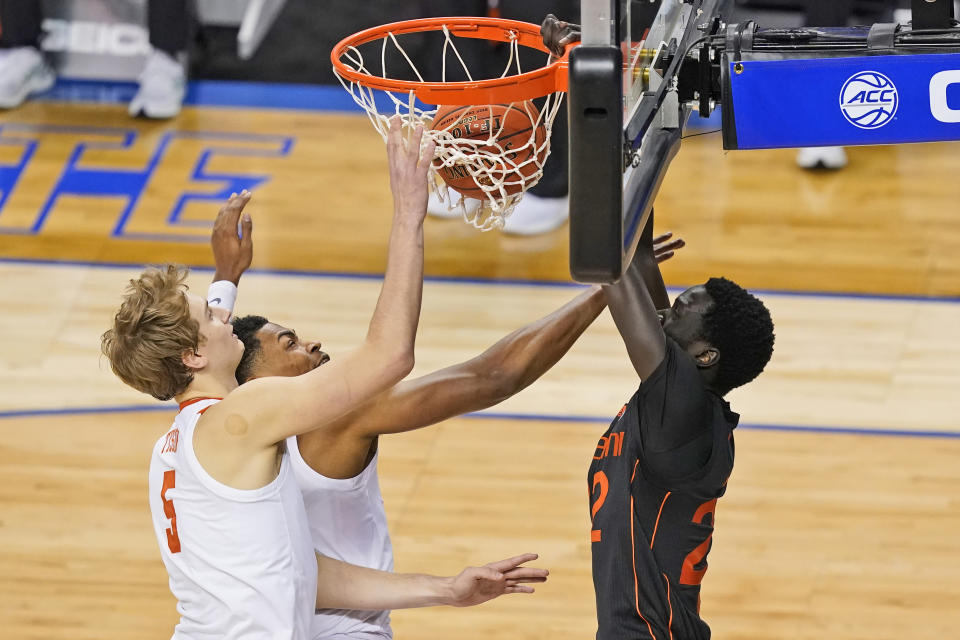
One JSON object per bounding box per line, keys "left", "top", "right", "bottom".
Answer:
{"left": 700, "top": 277, "right": 775, "bottom": 395}
{"left": 232, "top": 314, "right": 269, "bottom": 384}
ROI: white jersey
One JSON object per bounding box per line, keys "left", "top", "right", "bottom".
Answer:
{"left": 149, "top": 398, "right": 318, "bottom": 640}
{"left": 287, "top": 435, "right": 394, "bottom": 640}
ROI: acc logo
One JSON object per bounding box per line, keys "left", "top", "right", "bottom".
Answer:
{"left": 839, "top": 71, "right": 898, "bottom": 129}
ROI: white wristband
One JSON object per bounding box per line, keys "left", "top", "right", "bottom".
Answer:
{"left": 207, "top": 280, "right": 238, "bottom": 315}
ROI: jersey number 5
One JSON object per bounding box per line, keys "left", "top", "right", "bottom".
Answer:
{"left": 161, "top": 470, "right": 182, "bottom": 553}
{"left": 590, "top": 471, "right": 609, "bottom": 542}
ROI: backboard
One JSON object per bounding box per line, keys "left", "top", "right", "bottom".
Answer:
{"left": 568, "top": 0, "right": 729, "bottom": 282}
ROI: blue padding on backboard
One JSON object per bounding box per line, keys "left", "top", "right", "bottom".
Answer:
{"left": 728, "top": 53, "right": 960, "bottom": 149}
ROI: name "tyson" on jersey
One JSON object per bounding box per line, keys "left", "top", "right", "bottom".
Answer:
{"left": 161, "top": 429, "right": 179, "bottom": 454}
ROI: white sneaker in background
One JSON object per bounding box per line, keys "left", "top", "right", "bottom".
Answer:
{"left": 129, "top": 49, "right": 186, "bottom": 119}
{"left": 796, "top": 146, "right": 848, "bottom": 170}
{"left": 427, "top": 189, "right": 481, "bottom": 219}
{"left": 502, "top": 193, "right": 569, "bottom": 236}
{"left": 0, "top": 46, "right": 55, "bottom": 110}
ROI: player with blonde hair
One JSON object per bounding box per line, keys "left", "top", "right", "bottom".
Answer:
{"left": 102, "top": 120, "right": 547, "bottom": 639}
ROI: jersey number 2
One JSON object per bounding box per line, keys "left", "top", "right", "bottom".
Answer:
{"left": 679, "top": 498, "right": 717, "bottom": 586}
{"left": 590, "top": 471, "right": 609, "bottom": 542}
{"left": 161, "top": 470, "right": 182, "bottom": 553}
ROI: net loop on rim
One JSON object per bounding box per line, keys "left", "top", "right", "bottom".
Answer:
{"left": 332, "top": 17, "right": 570, "bottom": 231}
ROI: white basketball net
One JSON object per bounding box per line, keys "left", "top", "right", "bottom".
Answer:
{"left": 334, "top": 24, "right": 564, "bottom": 231}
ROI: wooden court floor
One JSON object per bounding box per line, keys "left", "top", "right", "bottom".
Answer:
{"left": 1, "top": 97, "right": 958, "bottom": 640}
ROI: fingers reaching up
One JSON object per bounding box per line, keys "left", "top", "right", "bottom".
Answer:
{"left": 385, "top": 117, "right": 436, "bottom": 224}
{"left": 653, "top": 231, "right": 686, "bottom": 264}
{"left": 211, "top": 190, "right": 254, "bottom": 284}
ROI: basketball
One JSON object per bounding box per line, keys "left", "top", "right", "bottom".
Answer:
{"left": 431, "top": 102, "right": 547, "bottom": 198}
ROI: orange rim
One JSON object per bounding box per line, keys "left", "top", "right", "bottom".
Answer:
{"left": 331, "top": 16, "right": 570, "bottom": 105}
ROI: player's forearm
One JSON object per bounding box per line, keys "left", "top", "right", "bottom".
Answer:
{"left": 383, "top": 286, "right": 605, "bottom": 427}
{"left": 316, "top": 555, "right": 454, "bottom": 611}
{"left": 634, "top": 214, "right": 671, "bottom": 309}
{"left": 476, "top": 286, "right": 606, "bottom": 400}
{"left": 212, "top": 270, "right": 242, "bottom": 286}
{"left": 364, "top": 215, "right": 424, "bottom": 376}
{"left": 602, "top": 256, "right": 666, "bottom": 380}
{"left": 617, "top": 251, "right": 670, "bottom": 315}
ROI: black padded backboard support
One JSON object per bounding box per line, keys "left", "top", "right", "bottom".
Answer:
{"left": 569, "top": 0, "right": 729, "bottom": 283}
{"left": 568, "top": 45, "right": 624, "bottom": 283}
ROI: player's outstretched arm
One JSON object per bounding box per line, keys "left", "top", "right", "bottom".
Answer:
{"left": 370, "top": 231, "right": 683, "bottom": 432}
{"left": 303, "top": 232, "right": 685, "bottom": 461}
{"left": 314, "top": 553, "right": 548, "bottom": 611}
{"left": 210, "top": 119, "right": 436, "bottom": 449}
{"left": 316, "top": 286, "right": 606, "bottom": 447}
{"left": 602, "top": 214, "right": 669, "bottom": 380}
{"left": 207, "top": 191, "right": 254, "bottom": 321}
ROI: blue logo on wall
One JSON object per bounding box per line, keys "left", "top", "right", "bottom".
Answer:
{"left": 0, "top": 124, "right": 294, "bottom": 239}
{"left": 839, "top": 71, "right": 899, "bottom": 129}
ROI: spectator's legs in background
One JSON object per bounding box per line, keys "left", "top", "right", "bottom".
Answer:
{"left": 796, "top": 0, "right": 855, "bottom": 169}
{"left": 417, "top": 0, "right": 490, "bottom": 80}
{"left": 0, "top": 0, "right": 43, "bottom": 46}
{"left": 149, "top": 0, "right": 191, "bottom": 56}
{"left": 417, "top": 0, "right": 489, "bottom": 219}
{"left": 129, "top": 0, "right": 192, "bottom": 119}
{"left": 806, "top": 0, "right": 856, "bottom": 24}
{"left": 416, "top": 0, "right": 577, "bottom": 234}
{"left": 499, "top": 0, "right": 578, "bottom": 235}
{"left": 0, "top": 0, "right": 55, "bottom": 109}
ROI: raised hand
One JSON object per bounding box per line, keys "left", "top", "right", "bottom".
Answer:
{"left": 385, "top": 117, "right": 436, "bottom": 225}
{"left": 541, "top": 13, "right": 581, "bottom": 58}
{"left": 652, "top": 231, "right": 686, "bottom": 264}
{"left": 211, "top": 190, "right": 253, "bottom": 285}
{"left": 448, "top": 553, "right": 549, "bottom": 607}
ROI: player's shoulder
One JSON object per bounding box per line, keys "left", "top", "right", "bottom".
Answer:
{"left": 196, "top": 379, "right": 279, "bottom": 426}
{"left": 710, "top": 392, "right": 740, "bottom": 429}
{"left": 635, "top": 338, "right": 708, "bottom": 400}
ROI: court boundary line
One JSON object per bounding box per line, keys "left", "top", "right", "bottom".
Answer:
{"left": 37, "top": 78, "right": 363, "bottom": 113}
{"left": 37, "top": 79, "right": 728, "bottom": 130}
{"left": 0, "top": 404, "right": 957, "bottom": 439}
{"left": 1, "top": 256, "right": 958, "bottom": 304}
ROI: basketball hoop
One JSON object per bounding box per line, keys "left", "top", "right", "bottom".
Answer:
{"left": 331, "top": 17, "right": 570, "bottom": 230}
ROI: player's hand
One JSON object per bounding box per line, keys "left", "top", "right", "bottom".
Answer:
{"left": 653, "top": 232, "right": 686, "bottom": 263}
{"left": 447, "top": 553, "right": 548, "bottom": 607}
{"left": 211, "top": 190, "right": 253, "bottom": 285}
{"left": 541, "top": 13, "right": 581, "bottom": 58}
{"left": 385, "top": 117, "right": 436, "bottom": 225}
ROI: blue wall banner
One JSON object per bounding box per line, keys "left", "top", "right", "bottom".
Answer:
{"left": 725, "top": 53, "right": 960, "bottom": 149}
